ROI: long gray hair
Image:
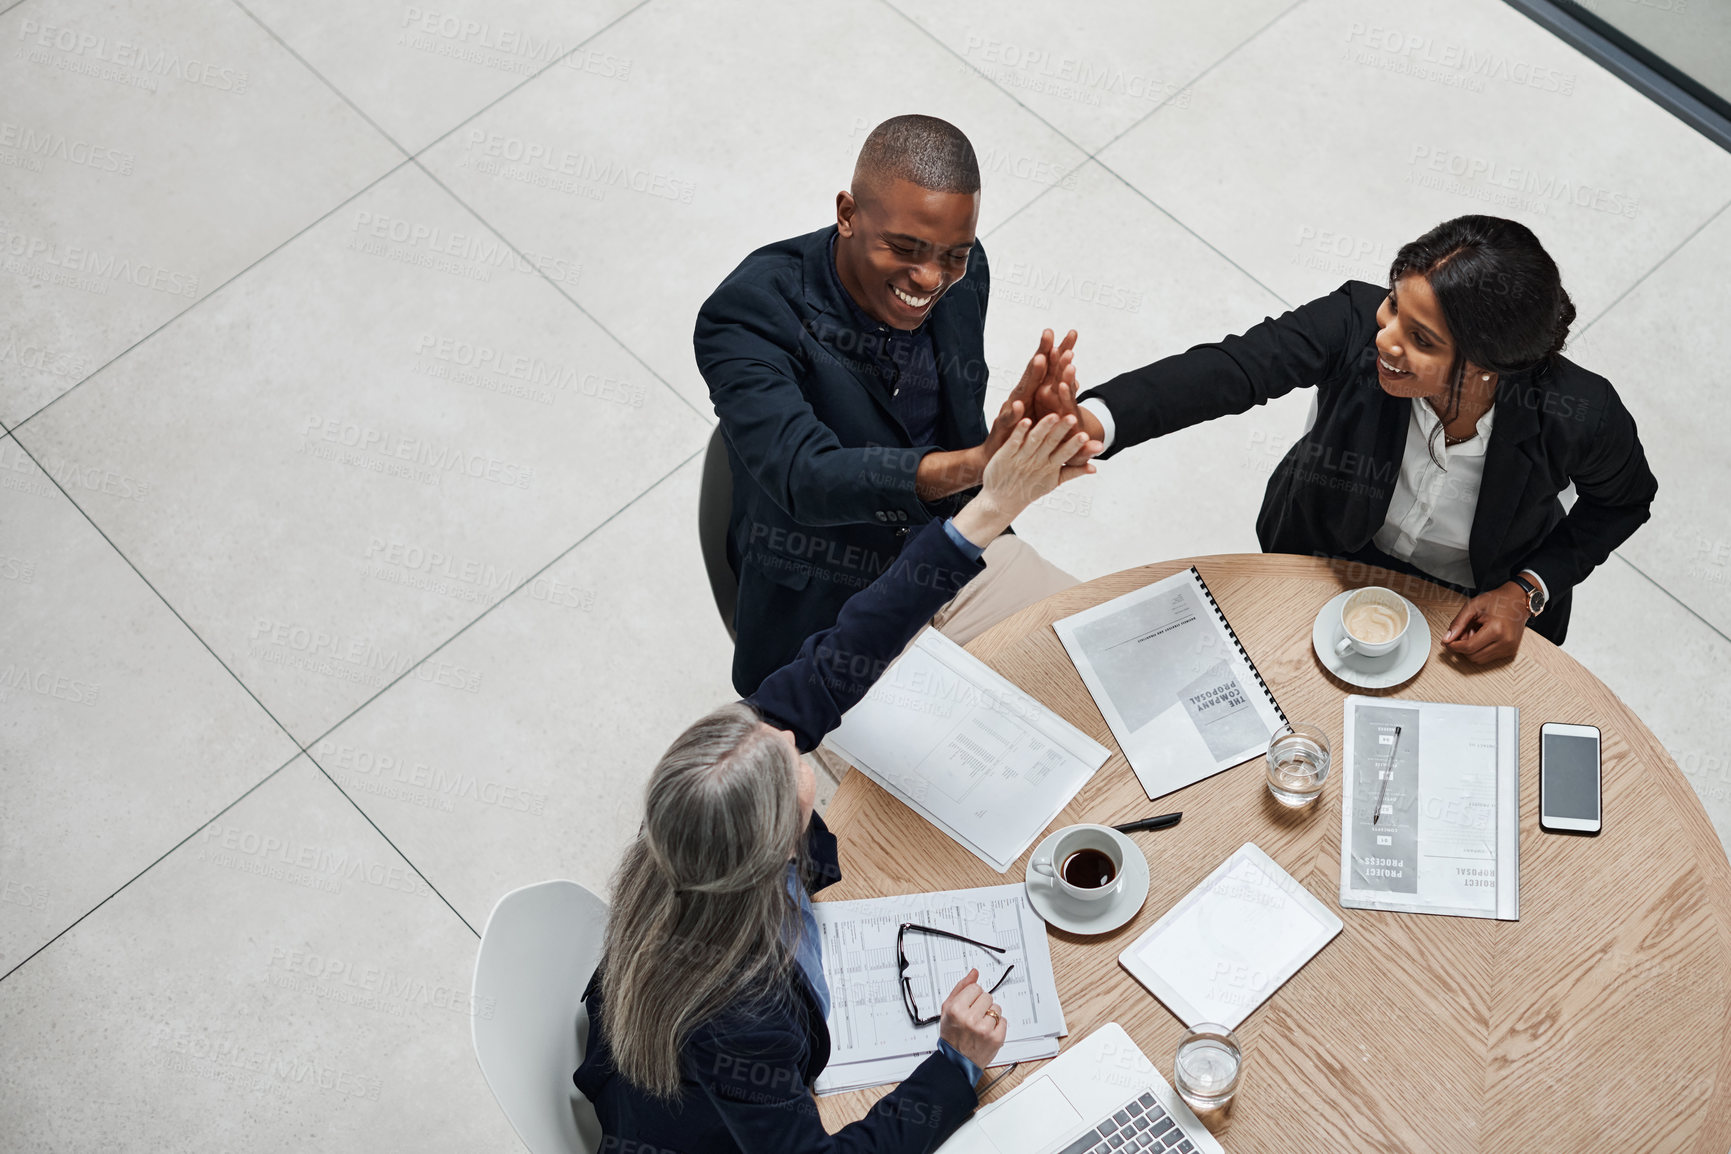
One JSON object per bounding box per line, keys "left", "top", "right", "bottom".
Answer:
{"left": 599, "top": 702, "right": 809, "bottom": 1097}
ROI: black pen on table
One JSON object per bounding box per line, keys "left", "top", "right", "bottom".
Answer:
{"left": 1113, "top": 812, "right": 1182, "bottom": 834}
{"left": 1371, "top": 726, "right": 1402, "bottom": 825}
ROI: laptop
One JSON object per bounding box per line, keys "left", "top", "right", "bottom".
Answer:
{"left": 941, "top": 1024, "right": 1226, "bottom": 1154}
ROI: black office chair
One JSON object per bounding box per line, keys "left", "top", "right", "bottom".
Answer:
{"left": 697, "top": 424, "right": 738, "bottom": 642}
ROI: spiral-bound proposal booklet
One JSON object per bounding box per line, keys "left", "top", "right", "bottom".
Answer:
{"left": 1053, "top": 568, "right": 1287, "bottom": 800}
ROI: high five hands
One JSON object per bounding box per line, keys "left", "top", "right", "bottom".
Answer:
{"left": 915, "top": 328, "right": 1102, "bottom": 500}
{"left": 1004, "top": 329, "right": 1104, "bottom": 468}
{"left": 1003, "top": 327, "right": 1531, "bottom": 667}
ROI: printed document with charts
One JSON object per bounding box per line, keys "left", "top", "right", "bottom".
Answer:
{"left": 825, "top": 629, "right": 1110, "bottom": 872}
{"left": 1052, "top": 567, "right": 1287, "bottom": 800}
{"left": 1340, "top": 695, "right": 1520, "bottom": 920}
{"left": 811, "top": 883, "right": 1065, "bottom": 1094}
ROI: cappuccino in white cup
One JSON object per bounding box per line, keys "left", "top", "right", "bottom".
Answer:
{"left": 1334, "top": 587, "right": 1411, "bottom": 659}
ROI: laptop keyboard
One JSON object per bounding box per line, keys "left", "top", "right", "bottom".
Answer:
{"left": 1054, "top": 1091, "right": 1200, "bottom": 1154}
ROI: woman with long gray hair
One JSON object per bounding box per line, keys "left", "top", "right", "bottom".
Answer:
{"left": 575, "top": 410, "right": 1094, "bottom": 1152}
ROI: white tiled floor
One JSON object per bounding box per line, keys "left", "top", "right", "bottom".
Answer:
{"left": 2, "top": 0, "right": 1728, "bottom": 1148}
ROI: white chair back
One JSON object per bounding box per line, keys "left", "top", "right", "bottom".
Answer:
{"left": 472, "top": 880, "right": 609, "bottom": 1154}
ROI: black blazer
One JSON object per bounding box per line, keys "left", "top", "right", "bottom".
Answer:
{"left": 574, "top": 519, "right": 986, "bottom": 1153}
{"left": 1081, "top": 280, "right": 1657, "bottom": 643}
{"left": 696, "top": 225, "right": 993, "bottom": 695}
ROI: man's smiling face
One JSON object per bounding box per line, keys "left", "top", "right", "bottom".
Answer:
{"left": 834, "top": 178, "right": 979, "bottom": 331}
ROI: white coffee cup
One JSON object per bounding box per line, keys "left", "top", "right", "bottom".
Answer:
{"left": 1334, "top": 586, "right": 1411, "bottom": 660}
{"left": 1031, "top": 824, "right": 1124, "bottom": 904}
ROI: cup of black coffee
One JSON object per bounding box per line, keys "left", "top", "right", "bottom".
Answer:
{"left": 1031, "top": 825, "right": 1125, "bottom": 903}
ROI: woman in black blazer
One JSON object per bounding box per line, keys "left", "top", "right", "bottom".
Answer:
{"left": 574, "top": 414, "right": 1093, "bottom": 1153}
{"left": 1052, "top": 215, "right": 1656, "bottom": 661}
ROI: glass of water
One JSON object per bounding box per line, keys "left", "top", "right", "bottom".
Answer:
{"left": 1173, "top": 1022, "right": 1241, "bottom": 1113}
{"left": 1265, "top": 723, "right": 1331, "bottom": 808}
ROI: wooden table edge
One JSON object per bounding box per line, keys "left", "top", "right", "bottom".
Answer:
{"left": 816, "top": 554, "right": 1731, "bottom": 1147}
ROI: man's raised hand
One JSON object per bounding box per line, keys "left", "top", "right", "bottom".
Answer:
{"left": 985, "top": 329, "right": 1077, "bottom": 458}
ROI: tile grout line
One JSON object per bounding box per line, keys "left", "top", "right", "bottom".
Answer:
{"left": 879, "top": 0, "right": 1303, "bottom": 172}
{"left": 1087, "top": 149, "right": 1294, "bottom": 310}
{"left": 1086, "top": 0, "right": 1307, "bottom": 160}
{"left": 11, "top": 0, "right": 660, "bottom": 435}
{"left": 1610, "top": 549, "right": 1731, "bottom": 650}
{"left": 4, "top": 0, "right": 693, "bottom": 961}
{"left": 292, "top": 443, "right": 707, "bottom": 757}
{"left": 232, "top": 0, "right": 712, "bottom": 422}
{"left": 4, "top": 481, "right": 1722, "bottom": 983}
{"left": 18, "top": 0, "right": 1299, "bottom": 434}
{"left": 887, "top": 0, "right": 1307, "bottom": 314}
{"left": 229, "top": 0, "right": 415, "bottom": 157}
{"left": 14, "top": 0, "right": 1726, "bottom": 976}
{"left": 893, "top": 0, "right": 1731, "bottom": 662}
{"left": 1575, "top": 194, "right": 1731, "bottom": 339}
{"left": 0, "top": 433, "right": 484, "bottom": 972}
{"left": 0, "top": 431, "right": 330, "bottom": 949}
{"left": 389, "top": 0, "right": 654, "bottom": 160}
{"left": 387, "top": 0, "right": 703, "bottom": 423}
{"left": 1078, "top": 0, "right": 1307, "bottom": 309}
{"left": 10, "top": 151, "right": 419, "bottom": 433}
{"left": 299, "top": 749, "right": 484, "bottom": 938}
{"left": 244, "top": 0, "right": 708, "bottom": 423}
{"left": 407, "top": 158, "right": 714, "bottom": 425}
{"left": 1, "top": 434, "right": 313, "bottom": 755}
{"left": 902, "top": 0, "right": 1731, "bottom": 337}
{"left": 0, "top": 437, "right": 705, "bottom": 976}
{"left": 0, "top": 439, "right": 702, "bottom": 976}
{"left": 282, "top": 446, "right": 708, "bottom": 927}
{"left": 0, "top": 749, "right": 305, "bottom": 985}
{"left": 871, "top": 0, "right": 1121, "bottom": 244}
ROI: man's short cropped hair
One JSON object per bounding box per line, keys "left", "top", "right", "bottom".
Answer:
{"left": 853, "top": 115, "right": 981, "bottom": 199}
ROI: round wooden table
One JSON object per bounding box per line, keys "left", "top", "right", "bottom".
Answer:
{"left": 815, "top": 555, "right": 1731, "bottom": 1152}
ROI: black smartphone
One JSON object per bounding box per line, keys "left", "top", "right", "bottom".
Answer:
{"left": 1539, "top": 722, "right": 1602, "bottom": 835}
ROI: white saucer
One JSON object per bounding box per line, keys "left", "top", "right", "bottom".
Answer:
{"left": 1023, "top": 826, "right": 1149, "bottom": 936}
{"left": 1310, "top": 589, "right": 1430, "bottom": 690}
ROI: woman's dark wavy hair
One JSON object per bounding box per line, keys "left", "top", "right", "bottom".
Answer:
{"left": 1388, "top": 215, "right": 1575, "bottom": 458}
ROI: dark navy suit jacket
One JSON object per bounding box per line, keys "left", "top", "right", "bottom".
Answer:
{"left": 1083, "top": 280, "right": 1658, "bottom": 643}
{"left": 575, "top": 519, "right": 987, "bottom": 1153}
{"left": 696, "top": 225, "right": 992, "bottom": 695}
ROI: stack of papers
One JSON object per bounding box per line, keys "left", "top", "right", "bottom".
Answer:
{"left": 812, "top": 884, "right": 1066, "bottom": 1094}
{"left": 825, "top": 630, "right": 1111, "bottom": 872}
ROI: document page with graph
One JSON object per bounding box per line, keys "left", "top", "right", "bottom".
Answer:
{"left": 825, "top": 629, "right": 1110, "bottom": 872}
{"left": 1339, "top": 695, "right": 1520, "bottom": 920}
{"left": 1052, "top": 567, "right": 1286, "bottom": 800}
{"left": 811, "top": 883, "right": 1065, "bottom": 1094}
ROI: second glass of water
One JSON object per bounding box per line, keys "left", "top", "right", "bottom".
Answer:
{"left": 1173, "top": 1022, "right": 1242, "bottom": 1113}
{"left": 1265, "top": 723, "right": 1331, "bottom": 807}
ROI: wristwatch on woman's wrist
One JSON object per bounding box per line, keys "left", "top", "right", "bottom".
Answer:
{"left": 1511, "top": 572, "right": 1547, "bottom": 617}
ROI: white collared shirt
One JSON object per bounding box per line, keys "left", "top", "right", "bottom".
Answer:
{"left": 1080, "top": 395, "right": 1548, "bottom": 597}
{"left": 1370, "top": 398, "right": 1493, "bottom": 589}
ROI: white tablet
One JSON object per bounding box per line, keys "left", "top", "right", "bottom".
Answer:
{"left": 1119, "top": 842, "right": 1343, "bottom": 1030}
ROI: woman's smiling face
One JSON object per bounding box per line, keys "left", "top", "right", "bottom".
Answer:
{"left": 1374, "top": 273, "right": 1463, "bottom": 399}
